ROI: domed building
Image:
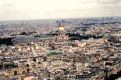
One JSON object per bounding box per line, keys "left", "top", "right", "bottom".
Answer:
{"left": 55, "top": 23, "right": 68, "bottom": 41}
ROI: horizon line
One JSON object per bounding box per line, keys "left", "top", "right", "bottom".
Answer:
{"left": 0, "top": 16, "right": 121, "bottom": 22}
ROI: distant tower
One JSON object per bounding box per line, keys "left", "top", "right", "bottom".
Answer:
{"left": 58, "top": 22, "right": 65, "bottom": 36}
{"left": 56, "top": 21, "right": 68, "bottom": 41}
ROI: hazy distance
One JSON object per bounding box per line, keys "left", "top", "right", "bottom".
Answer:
{"left": 0, "top": 0, "right": 121, "bottom": 20}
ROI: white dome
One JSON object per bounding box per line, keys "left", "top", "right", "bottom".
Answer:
{"left": 59, "top": 26, "right": 64, "bottom": 31}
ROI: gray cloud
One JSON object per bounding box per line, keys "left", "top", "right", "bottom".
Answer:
{"left": 98, "top": 0, "right": 121, "bottom": 4}
{"left": 97, "top": 0, "right": 121, "bottom": 8}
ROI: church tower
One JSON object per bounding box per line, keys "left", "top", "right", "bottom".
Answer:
{"left": 56, "top": 22, "right": 68, "bottom": 41}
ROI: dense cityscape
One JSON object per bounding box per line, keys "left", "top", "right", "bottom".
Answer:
{"left": 0, "top": 17, "right": 121, "bottom": 80}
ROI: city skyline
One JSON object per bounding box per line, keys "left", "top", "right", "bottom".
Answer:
{"left": 0, "top": 0, "right": 121, "bottom": 20}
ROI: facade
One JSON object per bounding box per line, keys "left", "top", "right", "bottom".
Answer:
{"left": 55, "top": 24, "right": 68, "bottom": 41}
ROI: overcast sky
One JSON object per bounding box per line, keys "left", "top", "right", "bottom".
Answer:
{"left": 0, "top": 0, "right": 121, "bottom": 20}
